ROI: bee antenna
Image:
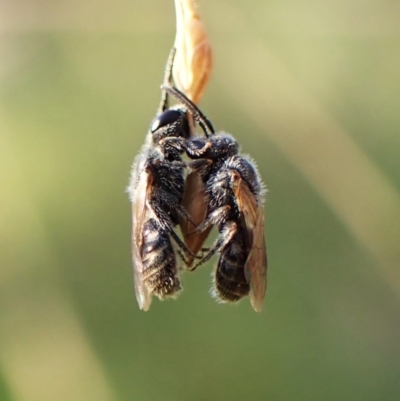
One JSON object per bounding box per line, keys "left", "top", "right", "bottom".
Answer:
{"left": 161, "top": 85, "right": 215, "bottom": 138}
{"left": 157, "top": 47, "right": 177, "bottom": 114}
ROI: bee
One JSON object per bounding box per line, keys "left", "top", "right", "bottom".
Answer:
{"left": 128, "top": 49, "right": 196, "bottom": 311}
{"left": 162, "top": 85, "right": 268, "bottom": 312}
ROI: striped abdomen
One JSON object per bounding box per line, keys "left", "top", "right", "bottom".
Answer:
{"left": 141, "top": 219, "right": 181, "bottom": 299}
{"left": 213, "top": 229, "right": 250, "bottom": 303}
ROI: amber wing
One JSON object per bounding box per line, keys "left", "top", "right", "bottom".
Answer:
{"left": 180, "top": 170, "right": 212, "bottom": 268}
{"left": 245, "top": 206, "right": 267, "bottom": 312}
{"left": 233, "top": 174, "right": 267, "bottom": 312}
{"left": 131, "top": 162, "right": 153, "bottom": 311}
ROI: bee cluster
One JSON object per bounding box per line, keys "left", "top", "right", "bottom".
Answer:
{"left": 128, "top": 49, "right": 267, "bottom": 312}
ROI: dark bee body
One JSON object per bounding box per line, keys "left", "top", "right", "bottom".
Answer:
{"left": 140, "top": 218, "right": 179, "bottom": 297}
{"left": 214, "top": 226, "right": 249, "bottom": 302}
{"left": 162, "top": 85, "right": 267, "bottom": 311}
{"left": 129, "top": 49, "right": 193, "bottom": 311}
{"left": 190, "top": 144, "right": 265, "bottom": 307}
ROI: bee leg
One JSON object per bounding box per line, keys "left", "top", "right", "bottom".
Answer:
{"left": 191, "top": 221, "right": 238, "bottom": 270}
{"left": 185, "top": 142, "right": 213, "bottom": 159}
{"left": 159, "top": 137, "right": 187, "bottom": 153}
{"left": 187, "top": 220, "right": 210, "bottom": 236}
{"left": 152, "top": 158, "right": 187, "bottom": 169}
{"left": 176, "top": 248, "right": 203, "bottom": 268}
{"left": 176, "top": 249, "right": 190, "bottom": 267}
{"left": 189, "top": 205, "right": 231, "bottom": 236}
{"left": 175, "top": 204, "right": 198, "bottom": 228}
{"left": 187, "top": 159, "right": 212, "bottom": 172}
{"left": 146, "top": 198, "right": 197, "bottom": 257}
{"left": 147, "top": 198, "right": 174, "bottom": 232}
{"left": 147, "top": 191, "right": 191, "bottom": 230}
{"left": 169, "top": 229, "right": 201, "bottom": 259}
{"left": 169, "top": 161, "right": 187, "bottom": 168}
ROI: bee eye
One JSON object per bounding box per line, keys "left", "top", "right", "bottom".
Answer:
{"left": 151, "top": 110, "right": 182, "bottom": 132}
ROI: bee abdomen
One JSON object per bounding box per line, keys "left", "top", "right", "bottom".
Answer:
{"left": 213, "top": 246, "right": 250, "bottom": 303}
{"left": 141, "top": 219, "right": 181, "bottom": 299}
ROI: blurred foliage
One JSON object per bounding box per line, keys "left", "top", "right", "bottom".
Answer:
{"left": 1, "top": 1, "right": 400, "bottom": 401}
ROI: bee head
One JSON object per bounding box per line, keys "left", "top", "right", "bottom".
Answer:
{"left": 150, "top": 108, "right": 190, "bottom": 144}
{"left": 211, "top": 134, "right": 239, "bottom": 156}
{"left": 186, "top": 133, "right": 238, "bottom": 159}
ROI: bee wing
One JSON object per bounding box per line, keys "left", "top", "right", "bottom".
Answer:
{"left": 233, "top": 175, "right": 267, "bottom": 312}
{"left": 131, "top": 163, "right": 153, "bottom": 311}
{"left": 180, "top": 170, "right": 212, "bottom": 267}
{"left": 246, "top": 206, "right": 267, "bottom": 312}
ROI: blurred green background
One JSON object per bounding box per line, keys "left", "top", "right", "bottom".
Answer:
{"left": 1, "top": 1, "right": 400, "bottom": 400}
